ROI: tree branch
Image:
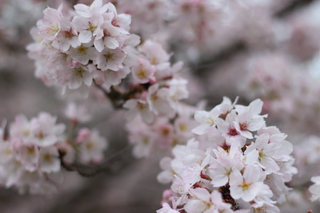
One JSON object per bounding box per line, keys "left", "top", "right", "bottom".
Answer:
{"left": 60, "top": 145, "right": 134, "bottom": 177}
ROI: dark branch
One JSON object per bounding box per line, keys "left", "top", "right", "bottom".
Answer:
{"left": 67, "top": 0, "right": 79, "bottom": 7}
{"left": 275, "top": 0, "right": 315, "bottom": 18}
{"left": 94, "top": 83, "right": 125, "bottom": 109}
{"left": 60, "top": 145, "right": 134, "bottom": 177}
{"left": 94, "top": 81, "right": 150, "bottom": 109}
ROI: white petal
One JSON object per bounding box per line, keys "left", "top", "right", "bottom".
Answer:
{"left": 79, "top": 31, "right": 92, "bottom": 43}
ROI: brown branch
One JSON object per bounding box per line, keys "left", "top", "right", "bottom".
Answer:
{"left": 94, "top": 81, "right": 150, "bottom": 109}
{"left": 94, "top": 83, "right": 125, "bottom": 109}
{"left": 186, "top": 41, "right": 246, "bottom": 77}
{"left": 275, "top": 0, "right": 315, "bottom": 18}
{"left": 67, "top": 0, "right": 80, "bottom": 7}
{"left": 60, "top": 145, "right": 134, "bottom": 177}
{"left": 218, "top": 184, "right": 239, "bottom": 211}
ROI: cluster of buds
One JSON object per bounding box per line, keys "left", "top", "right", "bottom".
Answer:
{"left": 27, "top": 0, "right": 139, "bottom": 94}
{"left": 157, "top": 98, "right": 297, "bottom": 212}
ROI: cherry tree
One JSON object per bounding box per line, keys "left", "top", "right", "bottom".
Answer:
{"left": 0, "top": 0, "right": 320, "bottom": 212}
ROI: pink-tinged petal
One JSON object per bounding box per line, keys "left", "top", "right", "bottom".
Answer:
{"left": 260, "top": 157, "right": 279, "bottom": 173}
{"left": 141, "top": 110, "right": 154, "bottom": 124}
{"left": 184, "top": 199, "right": 207, "bottom": 213}
{"left": 273, "top": 141, "right": 293, "bottom": 157}
{"left": 123, "top": 99, "right": 137, "bottom": 109}
{"left": 192, "top": 123, "right": 210, "bottom": 135}
{"left": 39, "top": 147, "right": 60, "bottom": 173}
{"left": 105, "top": 37, "right": 119, "bottom": 49}
{"left": 247, "top": 117, "right": 265, "bottom": 131}
{"left": 92, "top": 70, "right": 105, "bottom": 85}
{"left": 244, "top": 165, "right": 262, "bottom": 183}
{"left": 74, "top": 4, "right": 91, "bottom": 17}
{"left": 245, "top": 149, "right": 259, "bottom": 165}
{"left": 83, "top": 72, "right": 93, "bottom": 86}
{"left": 79, "top": 31, "right": 92, "bottom": 43}
{"left": 92, "top": 0, "right": 103, "bottom": 8}
{"left": 68, "top": 78, "right": 82, "bottom": 89}
{"left": 72, "top": 16, "right": 88, "bottom": 31}
{"left": 194, "top": 111, "right": 209, "bottom": 123}
{"left": 106, "top": 2, "right": 117, "bottom": 14}
{"left": 98, "top": 4, "right": 109, "bottom": 14}
{"left": 191, "top": 188, "right": 210, "bottom": 202}
{"left": 157, "top": 170, "right": 173, "bottom": 184}
{"left": 249, "top": 99, "right": 263, "bottom": 115}
{"left": 94, "top": 39, "right": 105, "bottom": 52}
{"left": 240, "top": 130, "right": 253, "bottom": 139}
{"left": 242, "top": 182, "right": 264, "bottom": 202}
{"left": 230, "top": 185, "right": 243, "bottom": 200}
{"left": 255, "top": 133, "right": 269, "bottom": 146}
{"left": 128, "top": 34, "right": 141, "bottom": 46}
{"left": 211, "top": 174, "right": 228, "bottom": 187}
{"left": 229, "top": 169, "right": 242, "bottom": 186}
{"left": 70, "top": 37, "right": 81, "bottom": 48}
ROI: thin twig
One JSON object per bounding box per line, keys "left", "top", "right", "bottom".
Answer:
{"left": 94, "top": 83, "right": 124, "bottom": 109}
{"left": 60, "top": 145, "right": 134, "bottom": 177}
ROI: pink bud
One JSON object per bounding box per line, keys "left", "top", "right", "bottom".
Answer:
{"left": 149, "top": 77, "right": 157, "bottom": 84}
{"left": 140, "top": 91, "right": 148, "bottom": 100}
{"left": 162, "top": 189, "right": 173, "bottom": 199}
{"left": 76, "top": 128, "right": 91, "bottom": 144}
{"left": 11, "top": 138, "right": 23, "bottom": 152}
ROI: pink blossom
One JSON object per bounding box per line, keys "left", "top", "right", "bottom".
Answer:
{"left": 72, "top": 14, "right": 104, "bottom": 43}
{"left": 74, "top": 0, "right": 109, "bottom": 18}
{"left": 95, "top": 47, "right": 126, "bottom": 71}
{"left": 123, "top": 99, "right": 154, "bottom": 124}
{"left": 131, "top": 58, "right": 156, "bottom": 83}
{"left": 36, "top": 5, "right": 64, "bottom": 41}
{"left": 78, "top": 129, "right": 108, "bottom": 164}
{"left": 230, "top": 164, "right": 265, "bottom": 202}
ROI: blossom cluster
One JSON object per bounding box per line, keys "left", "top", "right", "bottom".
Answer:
{"left": 293, "top": 136, "right": 320, "bottom": 187}
{"left": 63, "top": 102, "right": 108, "bottom": 164}
{"left": 0, "top": 111, "right": 108, "bottom": 194}
{"left": 240, "top": 53, "right": 320, "bottom": 135}
{"left": 111, "top": 0, "right": 171, "bottom": 38}
{"left": 4, "top": 0, "right": 320, "bottom": 211}
{"left": 27, "top": 0, "right": 139, "bottom": 94}
{"left": 168, "top": 0, "right": 227, "bottom": 45}
{"left": 126, "top": 104, "right": 196, "bottom": 158}
{"left": 157, "top": 98, "right": 297, "bottom": 212}
{"left": 0, "top": 113, "right": 67, "bottom": 194}
{"left": 123, "top": 40, "right": 190, "bottom": 157}
{"left": 309, "top": 175, "right": 320, "bottom": 202}
{"left": 124, "top": 40, "right": 188, "bottom": 120}
{"left": 112, "top": 0, "right": 227, "bottom": 42}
